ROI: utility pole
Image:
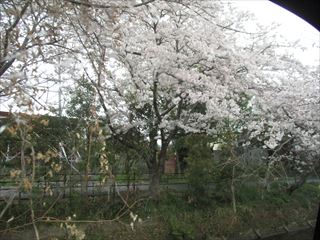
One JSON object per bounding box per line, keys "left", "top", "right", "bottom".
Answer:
{"left": 57, "top": 57, "right": 62, "bottom": 117}
{"left": 58, "top": 88, "right": 62, "bottom": 117}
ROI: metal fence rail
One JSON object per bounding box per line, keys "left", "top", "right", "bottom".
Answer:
{"left": 0, "top": 173, "right": 188, "bottom": 200}
{"left": 1, "top": 172, "right": 319, "bottom": 201}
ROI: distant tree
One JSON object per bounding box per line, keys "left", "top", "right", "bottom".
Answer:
{"left": 66, "top": 76, "right": 100, "bottom": 193}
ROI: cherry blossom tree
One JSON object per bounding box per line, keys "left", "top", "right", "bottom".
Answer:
{"left": 1, "top": 0, "right": 318, "bottom": 200}
{"left": 0, "top": 0, "right": 66, "bottom": 103}
{"left": 78, "top": 0, "right": 318, "bottom": 199}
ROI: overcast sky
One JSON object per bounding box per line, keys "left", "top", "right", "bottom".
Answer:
{"left": 233, "top": 0, "right": 319, "bottom": 66}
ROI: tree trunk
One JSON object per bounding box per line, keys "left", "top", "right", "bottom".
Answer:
{"left": 84, "top": 128, "right": 92, "bottom": 196}
{"left": 148, "top": 141, "right": 169, "bottom": 201}
{"left": 262, "top": 161, "right": 272, "bottom": 200}
{"left": 20, "top": 139, "right": 26, "bottom": 177}
{"left": 149, "top": 169, "right": 161, "bottom": 201}
{"left": 231, "top": 165, "right": 237, "bottom": 214}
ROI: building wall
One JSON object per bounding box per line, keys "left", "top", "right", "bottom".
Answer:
{"left": 164, "top": 156, "right": 176, "bottom": 174}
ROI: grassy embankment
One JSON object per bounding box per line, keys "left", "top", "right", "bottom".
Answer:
{"left": 1, "top": 182, "right": 319, "bottom": 240}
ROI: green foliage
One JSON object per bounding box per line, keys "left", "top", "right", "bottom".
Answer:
{"left": 105, "top": 129, "right": 148, "bottom": 175}
{"left": 167, "top": 215, "right": 195, "bottom": 240}
{"left": 265, "top": 192, "right": 290, "bottom": 206}
{"left": 32, "top": 115, "right": 78, "bottom": 151}
{"left": 0, "top": 114, "right": 78, "bottom": 176}
{"left": 290, "top": 184, "right": 320, "bottom": 209}
{"left": 236, "top": 185, "right": 261, "bottom": 203}
{"left": 66, "top": 77, "right": 97, "bottom": 120}
{"left": 146, "top": 193, "right": 197, "bottom": 240}
{"left": 183, "top": 134, "right": 215, "bottom": 204}
{"left": 1, "top": 183, "right": 320, "bottom": 239}
{"left": 0, "top": 117, "right": 20, "bottom": 168}
{"left": 295, "top": 184, "right": 320, "bottom": 199}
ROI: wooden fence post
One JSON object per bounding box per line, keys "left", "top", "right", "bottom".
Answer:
{"left": 133, "top": 172, "right": 136, "bottom": 192}
{"left": 63, "top": 173, "right": 66, "bottom": 198}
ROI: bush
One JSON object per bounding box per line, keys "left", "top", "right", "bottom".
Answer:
{"left": 167, "top": 215, "right": 195, "bottom": 240}
{"left": 236, "top": 185, "right": 260, "bottom": 203}
{"left": 183, "top": 135, "right": 215, "bottom": 205}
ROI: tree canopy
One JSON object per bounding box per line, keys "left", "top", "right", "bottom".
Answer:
{"left": 1, "top": 0, "right": 319, "bottom": 199}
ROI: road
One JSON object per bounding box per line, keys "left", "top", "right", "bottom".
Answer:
{"left": 0, "top": 178, "right": 319, "bottom": 200}
{"left": 0, "top": 180, "right": 190, "bottom": 200}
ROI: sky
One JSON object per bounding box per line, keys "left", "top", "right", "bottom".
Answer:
{"left": 233, "top": 0, "right": 319, "bottom": 66}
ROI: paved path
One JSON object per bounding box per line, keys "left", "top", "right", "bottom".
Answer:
{"left": 0, "top": 181, "right": 190, "bottom": 199}
{"left": 0, "top": 178, "right": 319, "bottom": 200}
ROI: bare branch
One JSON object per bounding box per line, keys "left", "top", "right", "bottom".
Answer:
{"left": 64, "top": 0, "right": 156, "bottom": 9}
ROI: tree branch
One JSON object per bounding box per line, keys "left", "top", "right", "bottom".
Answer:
{"left": 64, "top": 0, "right": 156, "bottom": 9}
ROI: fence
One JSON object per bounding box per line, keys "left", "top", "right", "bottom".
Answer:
{"left": 1, "top": 171, "right": 319, "bottom": 201}
{"left": 0, "top": 172, "right": 187, "bottom": 201}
